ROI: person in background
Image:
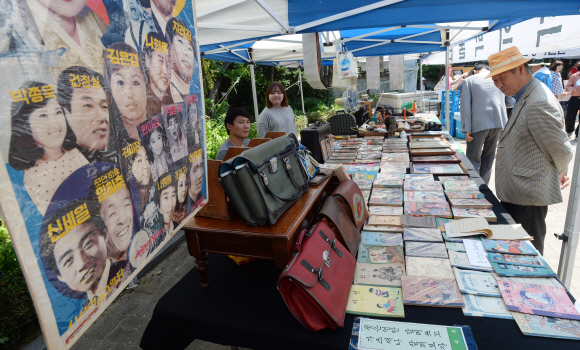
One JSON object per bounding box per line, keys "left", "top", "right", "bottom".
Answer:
{"left": 533, "top": 63, "right": 554, "bottom": 92}
{"left": 548, "top": 61, "right": 565, "bottom": 97}
{"left": 565, "top": 70, "right": 580, "bottom": 139}
{"left": 460, "top": 63, "right": 507, "bottom": 185}
{"left": 568, "top": 60, "right": 580, "bottom": 79}
{"left": 488, "top": 46, "right": 573, "bottom": 255}
{"left": 421, "top": 77, "right": 427, "bottom": 90}
{"left": 257, "top": 82, "right": 297, "bottom": 138}
{"left": 216, "top": 107, "right": 251, "bottom": 160}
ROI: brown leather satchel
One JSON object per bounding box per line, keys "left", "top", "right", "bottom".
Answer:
{"left": 318, "top": 196, "right": 360, "bottom": 255}
{"left": 330, "top": 179, "right": 369, "bottom": 231}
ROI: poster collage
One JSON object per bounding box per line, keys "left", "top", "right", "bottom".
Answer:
{"left": 0, "top": 0, "right": 206, "bottom": 348}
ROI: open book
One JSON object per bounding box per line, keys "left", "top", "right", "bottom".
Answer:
{"left": 444, "top": 218, "right": 532, "bottom": 240}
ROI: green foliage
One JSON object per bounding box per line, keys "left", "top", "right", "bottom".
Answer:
{"left": 0, "top": 269, "right": 40, "bottom": 350}
{"left": 0, "top": 223, "right": 19, "bottom": 275}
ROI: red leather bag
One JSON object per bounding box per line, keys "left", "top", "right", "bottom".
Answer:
{"left": 277, "top": 221, "right": 356, "bottom": 331}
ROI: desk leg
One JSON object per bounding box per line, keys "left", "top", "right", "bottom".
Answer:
{"left": 195, "top": 254, "right": 210, "bottom": 288}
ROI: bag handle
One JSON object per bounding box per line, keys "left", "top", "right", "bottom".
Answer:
{"left": 259, "top": 156, "right": 304, "bottom": 202}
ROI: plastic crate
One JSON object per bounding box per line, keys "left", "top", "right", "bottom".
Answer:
{"left": 453, "top": 112, "right": 465, "bottom": 139}
{"left": 441, "top": 91, "right": 460, "bottom": 117}
{"left": 440, "top": 116, "right": 456, "bottom": 136}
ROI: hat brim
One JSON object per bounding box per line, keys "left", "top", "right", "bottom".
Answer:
{"left": 485, "top": 57, "right": 533, "bottom": 79}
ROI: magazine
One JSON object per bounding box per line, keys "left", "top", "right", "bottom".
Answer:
{"left": 353, "top": 262, "right": 406, "bottom": 286}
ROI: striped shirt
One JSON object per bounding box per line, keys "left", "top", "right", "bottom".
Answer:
{"left": 257, "top": 106, "right": 297, "bottom": 138}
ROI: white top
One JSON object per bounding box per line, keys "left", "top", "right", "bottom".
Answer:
{"left": 23, "top": 148, "right": 89, "bottom": 215}
{"left": 257, "top": 106, "right": 297, "bottom": 138}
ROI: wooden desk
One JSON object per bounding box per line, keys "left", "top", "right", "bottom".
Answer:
{"left": 182, "top": 177, "right": 334, "bottom": 287}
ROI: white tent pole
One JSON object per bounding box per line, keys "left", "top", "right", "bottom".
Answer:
{"left": 557, "top": 146, "right": 580, "bottom": 287}
{"left": 298, "top": 67, "right": 306, "bottom": 124}
{"left": 250, "top": 64, "right": 260, "bottom": 123}
{"left": 420, "top": 55, "right": 424, "bottom": 111}
{"left": 444, "top": 34, "right": 450, "bottom": 131}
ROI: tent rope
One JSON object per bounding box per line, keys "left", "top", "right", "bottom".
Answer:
{"left": 214, "top": 66, "right": 250, "bottom": 110}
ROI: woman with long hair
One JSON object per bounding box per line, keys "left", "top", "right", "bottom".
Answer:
{"left": 8, "top": 81, "right": 89, "bottom": 215}
{"left": 257, "top": 82, "right": 297, "bottom": 138}
{"left": 549, "top": 60, "right": 565, "bottom": 97}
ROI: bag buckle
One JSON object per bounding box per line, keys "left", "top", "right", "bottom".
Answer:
{"left": 260, "top": 172, "right": 269, "bottom": 186}
{"left": 322, "top": 250, "right": 331, "bottom": 268}
{"left": 283, "top": 157, "right": 291, "bottom": 170}
{"left": 269, "top": 157, "right": 278, "bottom": 173}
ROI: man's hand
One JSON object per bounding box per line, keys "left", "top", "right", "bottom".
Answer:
{"left": 465, "top": 132, "right": 474, "bottom": 142}
{"left": 560, "top": 174, "right": 571, "bottom": 189}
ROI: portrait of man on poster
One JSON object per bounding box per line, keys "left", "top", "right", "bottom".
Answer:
{"left": 166, "top": 18, "right": 195, "bottom": 102}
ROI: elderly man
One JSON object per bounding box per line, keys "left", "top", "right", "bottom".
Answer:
{"left": 487, "top": 46, "right": 573, "bottom": 254}
{"left": 460, "top": 63, "right": 507, "bottom": 184}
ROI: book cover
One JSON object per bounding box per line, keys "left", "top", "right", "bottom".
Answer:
{"left": 442, "top": 180, "right": 479, "bottom": 191}
{"left": 357, "top": 153, "right": 382, "bottom": 159}
{"left": 481, "top": 239, "right": 538, "bottom": 255}
{"left": 381, "top": 161, "right": 409, "bottom": 169}
{"left": 353, "top": 179, "right": 373, "bottom": 190}
{"left": 373, "top": 177, "right": 404, "bottom": 188}
{"left": 358, "top": 245, "right": 404, "bottom": 264}
{"left": 411, "top": 155, "right": 461, "bottom": 163}
{"left": 382, "top": 154, "right": 410, "bottom": 162}
{"left": 453, "top": 268, "right": 501, "bottom": 297}
{"left": 452, "top": 208, "right": 497, "bottom": 222}
{"left": 409, "top": 141, "right": 452, "bottom": 148}
{"left": 369, "top": 206, "right": 403, "bottom": 216}
{"left": 404, "top": 174, "right": 434, "bottom": 182}
{"left": 401, "top": 276, "right": 464, "bottom": 307}
{"left": 441, "top": 231, "right": 465, "bottom": 243}
{"left": 498, "top": 281, "right": 580, "bottom": 320}
{"left": 362, "top": 190, "right": 371, "bottom": 204}
{"left": 345, "top": 285, "right": 405, "bottom": 318}
{"left": 404, "top": 181, "right": 443, "bottom": 191}
{"left": 379, "top": 166, "right": 407, "bottom": 174}
{"left": 403, "top": 228, "right": 443, "bottom": 242}
{"left": 376, "top": 172, "right": 405, "bottom": 180}
{"left": 361, "top": 231, "right": 403, "bottom": 246}
{"left": 512, "top": 313, "right": 580, "bottom": 340}
{"left": 410, "top": 136, "right": 444, "bottom": 142}
{"left": 446, "top": 241, "right": 466, "bottom": 252}
{"left": 448, "top": 250, "right": 494, "bottom": 272}
{"left": 488, "top": 253, "right": 546, "bottom": 267}
{"left": 405, "top": 202, "right": 452, "bottom": 218}
{"left": 353, "top": 262, "right": 406, "bottom": 286}
{"left": 462, "top": 294, "right": 514, "bottom": 319}
{"left": 445, "top": 191, "right": 485, "bottom": 199}
{"left": 491, "top": 261, "right": 557, "bottom": 277}
{"left": 363, "top": 225, "right": 404, "bottom": 233}
{"left": 405, "top": 256, "right": 455, "bottom": 279}
{"left": 448, "top": 198, "right": 493, "bottom": 208}
{"left": 404, "top": 191, "right": 447, "bottom": 202}
{"left": 369, "top": 190, "right": 403, "bottom": 206}
{"left": 367, "top": 215, "right": 402, "bottom": 226}
{"left": 411, "top": 163, "right": 466, "bottom": 175}
{"left": 438, "top": 176, "right": 471, "bottom": 182}
{"left": 400, "top": 215, "right": 438, "bottom": 228}
{"left": 410, "top": 148, "right": 455, "bottom": 156}
{"left": 405, "top": 242, "right": 448, "bottom": 258}
{"left": 353, "top": 172, "right": 376, "bottom": 181}
{"left": 491, "top": 275, "right": 563, "bottom": 289}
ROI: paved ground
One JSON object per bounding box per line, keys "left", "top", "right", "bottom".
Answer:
{"left": 24, "top": 137, "right": 580, "bottom": 350}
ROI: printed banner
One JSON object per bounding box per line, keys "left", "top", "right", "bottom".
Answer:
{"left": 0, "top": 0, "right": 206, "bottom": 348}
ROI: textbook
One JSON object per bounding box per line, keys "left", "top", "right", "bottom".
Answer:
{"left": 401, "top": 276, "right": 464, "bottom": 307}
{"left": 448, "top": 250, "right": 494, "bottom": 272}
{"left": 512, "top": 313, "right": 580, "bottom": 340}
{"left": 353, "top": 262, "right": 406, "bottom": 287}
{"left": 491, "top": 261, "right": 557, "bottom": 278}
{"left": 358, "top": 245, "right": 405, "bottom": 264}
{"left": 403, "top": 228, "right": 443, "bottom": 242}
{"left": 361, "top": 231, "right": 404, "bottom": 246}
{"left": 405, "top": 256, "right": 455, "bottom": 279}
{"left": 462, "top": 294, "right": 514, "bottom": 319}
{"left": 488, "top": 253, "right": 546, "bottom": 267}
{"left": 405, "top": 242, "right": 448, "bottom": 259}
{"left": 453, "top": 268, "right": 501, "bottom": 297}
{"left": 446, "top": 241, "right": 466, "bottom": 252}
{"left": 346, "top": 285, "right": 405, "bottom": 318}
{"left": 444, "top": 218, "right": 532, "bottom": 240}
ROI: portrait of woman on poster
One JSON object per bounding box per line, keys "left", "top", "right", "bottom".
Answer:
{"left": 122, "top": 0, "right": 156, "bottom": 52}
{"left": 8, "top": 81, "right": 89, "bottom": 216}
{"left": 186, "top": 98, "right": 203, "bottom": 147}
{"left": 128, "top": 144, "right": 153, "bottom": 208}
{"left": 141, "top": 122, "right": 173, "bottom": 182}
{"left": 104, "top": 42, "right": 149, "bottom": 140}
{"left": 172, "top": 171, "right": 188, "bottom": 224}
{"left": 164, "top": 108, "right": 188, "bottom": 162}
{"left": 26, "top": 0, "right": 108, "bottom": 80}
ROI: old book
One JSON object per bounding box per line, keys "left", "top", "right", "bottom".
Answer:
{"left": 462, "top": 294, "right": 514, "bottom": 319}
{"left": 448, "top": 250, "right": 494, "bottom": 272}
{"left": 400, "top": 215, "right": 437, "bottom": 228}
{"left": 357, "top": 153, "right": 382, "bottom": 159}
{"left": 403, "top": 228, "right": 443, "bottom": 242}
{"left": 453, "top": 268, "right": 501, "bottom": 297}
{"left": 345, "top": 285, "right": 405, "bottom": 318}
{"left": 491, "top": 261, "right": 557, "bottom": 278}
{"left": 363, "top": 225, "right": 404, "bottom": 233}
{"left": 380, "top": 161, "right": 409, "bottom": 169}
{"left": 445, "top": 241, "right": 466, "bottom": 252}
{"left": 369, "top": 189, "right": 403, "bottom": 206}
{"left": 481, "top": 239, "right": 538, "bottom": 255}
{"left": 353, "top": 179, "right": 373, "bottom": 190}
{"left": 441, "top": 180, "right": 479, "bottom": 191}
{"left": 445, "top": 218, "right": 531, "bottom": 240}
{"left": 357, "top": 245, "right": 404, "bottom": 264}
{"left": 379, "top": 166, "right": 407, "bottom": 174}
{"left": 353, "top": 262, "right": 406, "bottom": 286}
{"left": 401, "top": 276, "right": 464, "bottom": 307}
{"left": 367, "top": 215, "right": 402, "bottom": 226}
{"left": 405, "top": 242, "right": 448, "bottom": 258}
{"left": 448, "top": 198, "right": 493, "bottom": 209}
{"left": 405, "top": 256, "right": 455, "bottom": 279}
{"left": 438, "top": 176, "right": 471, "bottom": 182}
{"left": 369, "top": 206, "right": 403, "bottom": 216}
{"left": 404, "top": 191, "right": 447, "bottom": 202}
{"left": 409, "top": 148, "right": 456, "bottom": 156}
{"left": 445, "top": 190, "right": 485, "bottom": 199}
{"left": 409, "top": 141, "right": 452, "bottom": 148}
{"left": 404, "top": 174, "right": 434, "bottom": 182}
{"left": 373, "top": 177, "right": 404, "bottom": 188}
{"left": 411, "top": 155, "right": 461, "bottom": 163}
{"left": 404, "top": 181, "right": 443, "bottom": 191}
{"left": 361, "top": 231, "right": 403, "bottom": 246}
{"left": 382, "top": 153, "right": 410, "bottom": 162}
{"left": 498, "top": 281, "right": 580, "bottom": 320}
{"left": 512, "top": 312, "right": 580, "bottom": 340}
{"left": 488, "top": 253, "right": 546, "bottom": 267}
{"left": 404, "top": 202, "right": 452, "bottom": 218}
{"left": 411, "top": 163, "right": 467, "bottom": 175}
{"left": 346, "top": 165, "right": 380, "bottom": 178}
{"left": 491, "top": 274, "right": 563, "bottom": 289}
{"left": 352, "top": 172, "right": 377, "bottom": 181}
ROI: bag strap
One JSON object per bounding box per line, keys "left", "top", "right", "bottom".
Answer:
{"left": 260, "top": 156, "right": 304, "bottom": 202}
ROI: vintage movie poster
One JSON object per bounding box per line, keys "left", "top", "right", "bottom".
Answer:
{"left": 0, "top": 0, "right": 207, "bottom": 348}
